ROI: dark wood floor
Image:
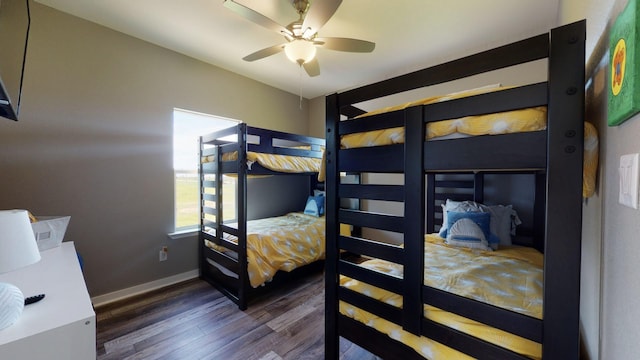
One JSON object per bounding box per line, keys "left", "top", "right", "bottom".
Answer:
{"left": 95, "top": 271, "right": 382, "bottom": 360}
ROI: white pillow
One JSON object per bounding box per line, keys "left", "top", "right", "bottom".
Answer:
{"left": 481, "top": 204, "right": 521, "bottom": 246}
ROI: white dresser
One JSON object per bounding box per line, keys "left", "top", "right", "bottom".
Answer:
{"left": 0, "top": 242, "right": 96, "bottom": 359}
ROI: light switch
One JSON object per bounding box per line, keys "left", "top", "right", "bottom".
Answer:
{"left": 619, "top": 153, "right": 639, "bottom": 209}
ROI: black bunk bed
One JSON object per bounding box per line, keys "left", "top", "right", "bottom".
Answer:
{"left": 199, "top": 123, "right": 325, "bottom": 310}
{"left": 324, "top": 20, "right": 585, "bottom": 359}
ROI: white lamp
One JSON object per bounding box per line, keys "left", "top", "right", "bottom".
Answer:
{"left": 0, "top": 209, "right": 41, "bottom": 330}
{"left": 284, "top": 39, "right": 317, "bottom": 65}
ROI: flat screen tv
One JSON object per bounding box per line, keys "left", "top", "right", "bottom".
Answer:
{"left": 0, "top": 0, "right": 30, "bottom": 121}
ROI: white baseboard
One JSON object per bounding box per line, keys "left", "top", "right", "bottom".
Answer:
{"left": 91, "top": 269, "right": 199, "bottom": 308}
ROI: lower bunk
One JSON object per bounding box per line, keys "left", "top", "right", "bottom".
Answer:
{"left": 339, "top": 233, "right": 543, "bottom": 360}
{"left": 200, "top": 210, "right": 327, "bottom": 310}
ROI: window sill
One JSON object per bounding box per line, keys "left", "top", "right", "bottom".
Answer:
{"left": 167, "top": 229, "right": 199, "bottom": 240}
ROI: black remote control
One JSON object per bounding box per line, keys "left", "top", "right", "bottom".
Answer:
{"left": 24, "top": 294, "right": 45, "bottom": 305}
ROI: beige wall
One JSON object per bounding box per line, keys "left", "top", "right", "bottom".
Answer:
{"left": 562, "top": 0, "right": 640, "bottom": 359}
{"left": 0, "top": 2, "right": 310, "bottom": 297}
{"left": 588, "top": 1, "right": 640, "bottom": 358}
{"left": 308, "top": 96, "right": 326, "bottom": 138}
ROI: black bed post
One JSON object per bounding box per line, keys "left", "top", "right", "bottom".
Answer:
{"left": 403, "top": 105, "right": 425, "bottom": 334}
{"left": 325, "top": 93, "right": 340, "bottom": 360}
{"left": 543, "top": 20, "right": 585, "bottom": 359}
{"left": 473, "top": 172, "right": 484, "bottom": 204}
{"left": 426, "top": 173, "right": 436, "bottom": 234}
{"left": 237, "top": 123, "right": 249, "bottom": 310}
{"left": 533, "top": 172, "right": 546, "bottom": 252}
{"left": 199, "top": 137, "right": 206, "bottom": 279}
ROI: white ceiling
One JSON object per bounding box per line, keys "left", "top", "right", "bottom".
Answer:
{"left": 33, "top": 0, "right": 562, "bottom": 99}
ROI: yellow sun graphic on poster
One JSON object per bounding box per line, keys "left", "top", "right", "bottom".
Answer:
{"left": 611, "top": 38, "right": 626, "bottom": 96}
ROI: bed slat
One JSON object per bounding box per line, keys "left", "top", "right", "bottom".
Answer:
{"left": 424, "top": 132, "right": 547, "bottom": 171}
{"left": 339, "top": 111, "right": 406, "bottom": 134}
{"left": 202, "top": 246, "right": 240, "bottom": 274}
{"left": 422, "top": 286, "right": 542, "bottom": 343}
{"left": 339, "top": 235, "right": 404, "bottom": 264}
{"left": 339, "top": 287, "right": 403, "bottom": 325}
{"left": 421, "top": 318, "right": 532, "bottom": 360}
{"left": 339, "top": 183, "right": 404, "bottom": 202}
{"left": 339, "top": 260, "right": 403, "bottom": 295}
{"left": 339, "top": 316, "right": 424, "bottom": 359}
{"left": 202, "top": 193, "right": 216, "bottom": 202}
{"left": 423, "top": 83, "right": 547, "bottom": 123}
{"left": 339, "top": 145, "right": 404, "bottom": 173}
{"left": 219, "top": 161, "right": 239, "bottom": 174}
{"left": 202, "top": 206, "right": 216, "bottom": 216}
{"left": 338, "top": 209, "right": 404, "bottom": 233}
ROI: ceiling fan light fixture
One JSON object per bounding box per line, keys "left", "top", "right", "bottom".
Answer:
{"left": 284, "top": 40, "right": 316, "bottom": 65}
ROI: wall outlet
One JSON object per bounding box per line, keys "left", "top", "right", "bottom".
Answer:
{"left": 619, "top": 153, "right": 639, "bottom": 209}
{"left": 159, "top": 246, "right": 168, "bottom": 262}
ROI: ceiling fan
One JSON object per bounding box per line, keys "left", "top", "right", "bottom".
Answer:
{"left": 223, "top": 0, "right": 375, "bottom": 77}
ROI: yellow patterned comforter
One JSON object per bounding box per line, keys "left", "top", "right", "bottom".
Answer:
{"left": 341, "top": 85, "right": 547, "bottom": 148}
{"left": 339, "top": 234, "right": 543, "bottom": 359}
{"left": 342, "top": 109, "right": 547, "bottom": 148}
{"left": 202, "top": 151, "right": 322, "bottom": 174}
{"left": 205, "top": 213, "right": 325, "bottom": 288}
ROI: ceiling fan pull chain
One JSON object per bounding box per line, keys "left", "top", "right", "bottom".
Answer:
{"left": 299, "top": 64, "right": 304, "bottom": 109}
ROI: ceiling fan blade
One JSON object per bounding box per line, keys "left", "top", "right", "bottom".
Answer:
{"left": 242, "top": 43, "right": 286, "bottom": 62}
{"left": 301, "top": 0, "right": 342, "bottom": 37}
{"left": 224, "top": 0, "right": 292, "bottom": 37}
{"left": 303, "top": 58, "right": 320, "bottom": 77}
{"left": 316, "top": 37, "right": 375, "bottom": 53}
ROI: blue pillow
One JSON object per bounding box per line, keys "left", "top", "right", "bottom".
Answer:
{"left": 304, "top": 195, "right": 324, "bottom": 217}
{"left": 443, "top": 211, "right": 490, "bottom": 238}
{"left": 444, "top": 211, "right": 499, "bottom": 250}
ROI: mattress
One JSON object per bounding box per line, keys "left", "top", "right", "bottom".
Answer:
{"left": 202, "top": 150, "right": 322, "bottom": 174}
{"left": 341, "top": 106, "right": 547, "bottom": 148}
{"left": 339, "top": 234, "right": 543, "bottom": 359}
{"left": 341, "top": 85, "right": 547, "bottom": 148}
{"left": 204, "top": 212, "right": 325, "bottom": 288}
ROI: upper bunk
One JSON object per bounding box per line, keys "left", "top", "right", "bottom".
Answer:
{"left": 199, "top": 122, "right": 327, "bottom": 235}
{"left": 326, "top": 20, "right": 586, "bottom": 175}
{"left": 200, "top": 123, "right": 325, "bottom": 177}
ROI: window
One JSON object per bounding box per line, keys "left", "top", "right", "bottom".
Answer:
{"left": 173, "top": 108, "right": 238, "bottom": 232}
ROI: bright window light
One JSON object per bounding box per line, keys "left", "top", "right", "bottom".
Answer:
{"left": 173, "top": 108, "right": 238, "bottom": 231}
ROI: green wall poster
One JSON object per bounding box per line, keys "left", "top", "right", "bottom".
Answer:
{"left": 609, "top": 0, "right": 640, "bottom": 126}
